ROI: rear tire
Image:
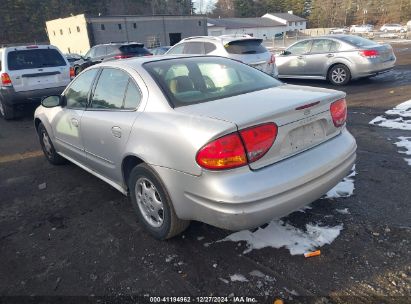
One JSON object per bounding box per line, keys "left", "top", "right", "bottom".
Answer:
{"left": 128, "top": 163, "right": 189, "bottom": 240}
{"left": 0, "top": 98, "right": 15, "bottom": 120}
{"left": 328, "top": 64, "right": 351, "bottom": 86}
{"left": 37, "top": 123, "right": 66, "bottom": 165}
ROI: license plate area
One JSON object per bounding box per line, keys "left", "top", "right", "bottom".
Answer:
{"left": 289, "top": 121, "right": 326, "bottom": 152}
{"left": 28, "top": 76, "right": 53, "bottom": 86}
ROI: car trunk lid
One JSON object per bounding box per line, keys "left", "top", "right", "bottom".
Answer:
{"left": 176, "top": 84, "right": 345, "bottom": 170}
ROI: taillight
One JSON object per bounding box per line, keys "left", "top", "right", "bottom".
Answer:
{"left": 1, "top": 73, "right": 12, "bottom": 86}
{"left": 114, "top": 54, "right": 133, "bottom": 59}
{"left": 196, "top": 133, "right": 247, "bottom": 170}
{"left": 330, "top": 99, "right": 347, "bottom": 127}
{"left": 239, "top": 123, "right": 277, "bottom": 162}
{"left": 268, "top": 54, "right": 276, "bottom": 64}
{"left": 196, "top": 123, "right": 277, "bottom": 170}
{"left": 359, "top": 49, "right": 379, "bottom": 58}
{"left": 69, "top": 67, "right": 75, "bottom": 79}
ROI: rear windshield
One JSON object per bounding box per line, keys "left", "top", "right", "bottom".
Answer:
{"left": 144, "top": 57, "right": 282, "bottom": 107}
{"left": 119, "top": 44, "right": 151, "bottom": 55}
{"left": 224, "top": 39, "right": 267, "bottom": 54}
{"left": 7, "top": 49, "right": 66, "bottom": 70}
{"left": 338, "top": 36, "right": 377, "bottom": 47}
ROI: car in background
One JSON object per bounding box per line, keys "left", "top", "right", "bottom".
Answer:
{"left": 276, "top": 35, "right": 396, "bottom": 85}
{"left": 350, "top": 24, "right": 373, "bottom": 33}
{"left": 149, "top": 46, "right": 171, "bottom": 55}
{"left": 379, "top": 24, "right": 406, "bottom": 33}
{"left": 65, "top": 53, "right": 82, "bottom": 66}
{"left": 34, "top": 55, "right": 356, "bottom": 239}
{"left": 330, "top": 27, "right": 349, "bottom": 34}
{"left": 0, "top": 45, "right": 74, "bottom": 119}
{"left": 73, "top": 42, "right": 152, "bottom": 75}
{"left": 165, "top": 35, "right": 278, "bottom": 78}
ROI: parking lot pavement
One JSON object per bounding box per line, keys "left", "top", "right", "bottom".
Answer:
{"left": 0, "top": 44, "right": 410, "bottom": 301}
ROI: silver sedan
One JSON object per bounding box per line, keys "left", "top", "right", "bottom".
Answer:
{"left": 34, "top": 55, "right": 356, "bottom": 239}
{"left": 276, "top": 35, "right": 396, "bottom": 85}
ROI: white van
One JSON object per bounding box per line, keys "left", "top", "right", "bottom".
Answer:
{"left": 0, "top": 45, "right": 74, "bottom": 119}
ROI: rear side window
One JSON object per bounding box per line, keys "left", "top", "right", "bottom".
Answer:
{"left": 7, "top": 49, "right": 66, "bottom": 70}
{"left": 123, "top": 81, "right": 142, "bottom": 109}
{"left": 184, "top": 42, "right": 204, "bottom": 54}
{"left": 119, "top": 44, "right": 151, "bottom": 55}
{"left": 107, "top": 45, "right": 120, "bottom": 55}
{"left": 338, "top": 36, "right": 378, "bottom": 47}
{"left": 91, "top": 68, "right": 129, "bottom": 109}
{"left": 204, "top": 42, "right": 217, "bottom": 53}
{"left": 224, "top": 39, "right": 266, "bottom": 54}
{"left": 310, "top": 39, "right": 333, "bottom": 53}
{"left": 65, "top": 69, "right": 98, "bottom": 109}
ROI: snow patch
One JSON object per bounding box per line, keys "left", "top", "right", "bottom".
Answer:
{"left": 369, "top": 99, "right": 411, "bottom": 130}
{"left": 325, "top": 165, "right": 356, "bottom": 199}
{"left": 336, "top": 208, "right": 350, "bottom": 215}
{"left": 394, "top": 137, "right": 411, "bottom": 165}
{"left": 230, "top": 274, "right": 248, "bottom": 282}
{"left": 221, "top": 220, "right": 343, "bottom": 255}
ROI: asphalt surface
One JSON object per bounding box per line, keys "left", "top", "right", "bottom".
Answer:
{"left": 0, "top": 44, "right": 410, "bottom": 303}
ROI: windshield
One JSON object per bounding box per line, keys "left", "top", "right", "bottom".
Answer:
{"left": 224, "top": 39, "right": 267, "bottom": 55}
{"left": 339, "top": 36, "right": 378, "bottom": 47}
{"left": 7, "top": 49, "right": 66, "bottom": 70}
{"left": 144, "top": 57, "right": 282, "bottom": 107}
{"left": 119, "top": 45, "right": 151, "bottom": 55}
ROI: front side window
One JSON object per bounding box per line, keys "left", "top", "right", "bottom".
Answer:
{"left": 286, "top": 40, "right": 312, "bottom": 55}
{"left": 7, "top": 49, "right": 66, "bottom": 70}
{"left": 95, "top": 46, "right": 107, "bottom": 57}
{"left": 91, "top": 68, "right": 129, "bottom": 109}
{"left": 144, "top": 57, "right": 282, "bottom": 107}
{"left": 65, "top": 69, "right": 98, "bottom": 109}
{"left": 167, "top": 44, "right": 184, "bottom": 55}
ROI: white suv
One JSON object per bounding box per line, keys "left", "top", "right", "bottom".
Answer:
{"left": 0, "top": 45, "right": 73, "bottom": 119}
{"left": 166, "top": 35, "right": 278, "bottom": 78}
{"left": 380, "top": 24, "right": 406, "bottom": 33}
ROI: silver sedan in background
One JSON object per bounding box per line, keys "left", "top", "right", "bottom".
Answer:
{"left": 276, "top": 35, "right": 396, "bottom": 85}
{"left": 34, "top": 55, "right": 356, "bottom": 239}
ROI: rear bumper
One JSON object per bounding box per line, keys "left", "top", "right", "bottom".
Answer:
{"left": 0, "top": 86, "right": 66, "bottom": 106}
{"left": 154, "top": 128, "right": 357, "bottom": 231}
{"left": 351, "top": 58, "right": 396, "bottom": 79}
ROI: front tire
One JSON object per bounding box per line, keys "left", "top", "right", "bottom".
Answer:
{"left": 328, "top": 64, "right": 351, "bottom": 86}
{"left": 37, "top": 123, "right": 66, "bottom": 165}
{"left": 128, "top": 164, "right": 189, "bottom": 240}
{"left": 0, "top": 98, "right": 15, "bottom": 120}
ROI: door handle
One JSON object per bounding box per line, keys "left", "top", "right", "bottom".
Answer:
{"left": 111, "top": 126, "right": 122, "bottom": 138}
{"left": 326, "top": 54, "right": 334, "bottom": 58}
{"left": 71, "top": 118, "right": 79, "bottom": 127}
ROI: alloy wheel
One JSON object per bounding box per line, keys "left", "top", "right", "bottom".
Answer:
{"left": 331, "top": 68, "right": 347, "bottom": 84}
{"left": 135, "top": 178, "right": 164, "bottom": 228}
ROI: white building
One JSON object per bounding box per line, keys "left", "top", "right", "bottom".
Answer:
{"left": 262, "top": 12, "right": 307, "bottom": 31}
{"left": 207, "top": 12, "right": 306, "bottom": 39}
{"left": 207, "top": 18, "right": 286, "bottom": 39}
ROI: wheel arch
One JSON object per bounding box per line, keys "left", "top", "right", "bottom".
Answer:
{"left": 122, "top": 154, "right": 146, "bottom": 190}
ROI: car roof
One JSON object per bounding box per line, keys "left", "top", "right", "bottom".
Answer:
{"left": 1, "top": 45, "right": 59, "bottom": 52}
{"left": 92, "top": 54, "right": 227, "bottom": 70}
{"left": 178, "top": 35, "right": 262, "bottom": 44}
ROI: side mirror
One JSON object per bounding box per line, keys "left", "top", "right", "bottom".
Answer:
{"left": 282, "top": 50, "right": 291, "bottom": 56}
{"left": 41, "top": 95, "right": 62, "bottom": 108}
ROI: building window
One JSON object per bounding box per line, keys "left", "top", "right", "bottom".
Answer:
{"left": 68, "top": 47, "right": 71, "bottom": 53}
{"left": 133, "top": 23, "right": 137, "bottom": 29}
{"left": 77, "top": 26, "right": 80, "bottom": 32}
{"left": 101, "top": 24, "right": 105, "bottom": 30}
{"left": 198, "top": 21, "right": 202, "bottom": 26}
{"left": 68, "top": 28, "right": 71, "bottom": 34}
{"left": 118, "top": 24, "right": 122, "bottom": 30}
{"left": 60, "top": 29, "right": 63, "bottom": 35}
{"left": 53, "top": 31, "right": 56, "bottom": 36}
{"left": 288, "top": 22, "right": 292, "bottom": 26}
